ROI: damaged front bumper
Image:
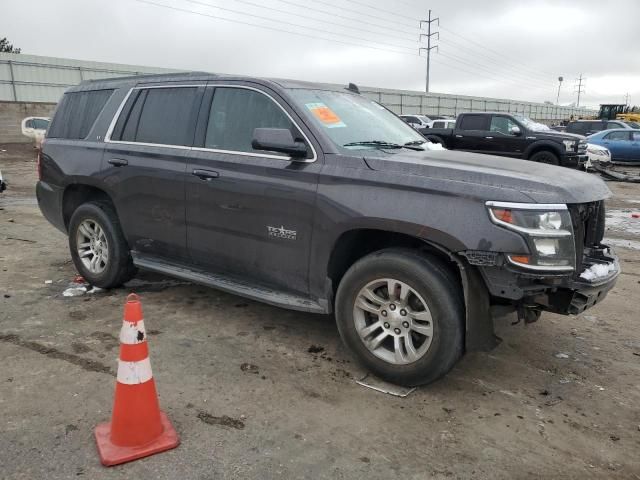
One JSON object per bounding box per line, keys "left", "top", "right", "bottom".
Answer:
{"left": 476, "top": 245, "right": 620, "bottom": 316}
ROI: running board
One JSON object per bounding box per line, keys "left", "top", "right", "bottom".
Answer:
{"left": 132, "top": 253, "right": 328, "bottom": 314}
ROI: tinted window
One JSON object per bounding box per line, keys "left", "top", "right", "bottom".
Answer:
{"left": 114, "top": 87, "right": 199, "bottom": 146}
{"left": 605, "top": 131, "right": 630, "bottom": 141}
{"left": 48, "top": 89, "right": 114, "bottom": 139}
{"left": 432, "top": 121, "right": 444, "bottom": 128}
{"left": 205, "top": 87, "right": 293, "bottom": 154}
{"left": 459, "top": 115, "right": 489, "bottom": 131}
{"left": 490, "top": 116, "right": 519, "bottom": 134}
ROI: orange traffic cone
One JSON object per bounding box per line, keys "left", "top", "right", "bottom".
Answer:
{"left": 94, "top": 293, "right": 179, "bottom": 466}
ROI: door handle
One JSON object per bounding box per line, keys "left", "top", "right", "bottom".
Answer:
{"left": 192, "top": 169, "right": 220, "bottom": 180}
{"left": 455, "top": 134, "right": 463, "bottom": 138}
{"left": 485, "top": 136, "right": 494, "bottom": 139}
{"left": 108, "top": 158, "right": 128, "bottom": 167}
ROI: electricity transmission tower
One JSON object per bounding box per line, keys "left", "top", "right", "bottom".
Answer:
{"left": 419, "top": 10, "right": 439, "bottom": 93}
{"left": 574, "top": 74, "right": 586, "bottom": 107}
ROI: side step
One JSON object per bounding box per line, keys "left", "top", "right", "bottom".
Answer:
{"left": 132, "top": 253, "right": 328, "bottom": 314}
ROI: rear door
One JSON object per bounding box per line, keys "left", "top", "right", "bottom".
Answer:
{"left": 185, "top": 84, "right": 321, "bottom": 294}
{"left": 454, "top": 114, "right": 491, "bottom": 151}
{"left": 602, "top": 130, "right": 631, "bottom": 161}
{"left": 104, "top": 84, "right": 204, "bottom": 260}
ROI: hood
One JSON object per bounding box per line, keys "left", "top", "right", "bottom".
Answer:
{"left": 533, "top": 130, "right": 586, "bottom": 141}
{"left": 363, "top": 149, "right": 611, "bottom": 204}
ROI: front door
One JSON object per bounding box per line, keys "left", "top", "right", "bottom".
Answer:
{"left": 185, "top": 85, "right": 321, "bottom": 295}
{"left": 487, "top": 115, "right": 526, "bottom": 157}
{"left": 602, "top": 130, "right": 632, "bottom": 161}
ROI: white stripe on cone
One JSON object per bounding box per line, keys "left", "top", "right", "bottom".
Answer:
{"left": 117, "top": 358, "right": 153, "bottom": 385}
{"left": 119, "top": 319, "right": 146, "bottom": 345}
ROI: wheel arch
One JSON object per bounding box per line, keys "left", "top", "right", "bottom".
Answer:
{"left": 524, "top": 141, "right": 562, "bottom": 160}
{"left": 62, "top": 184, "right": 116, "bottom": 231}
{"left": 325, "top": 227, "right": 497, "bottom": 352}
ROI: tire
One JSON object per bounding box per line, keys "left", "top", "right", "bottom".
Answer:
{"left": 529, "top": 150, "right": 559, "bottom": 166}
{"left": 335, "top": 248, "right": 464, "bottom": 386}
{"left": 68, "top": 202, "right": 137, "bottom": 288}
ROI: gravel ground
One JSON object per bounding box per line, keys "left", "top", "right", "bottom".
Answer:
{"left": 1, "top": 143, "right": 639, "bottom": 479}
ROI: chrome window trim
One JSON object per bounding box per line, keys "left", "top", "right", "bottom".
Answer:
{"left": 104, "top": 83, "right": 317, "bottom": 163}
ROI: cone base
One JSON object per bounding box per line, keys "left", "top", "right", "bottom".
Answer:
{"left": 94, "top": 411, "right": 179, "bottom": 466}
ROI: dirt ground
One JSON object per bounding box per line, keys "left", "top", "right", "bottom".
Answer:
{"left": 1, "top": 143, "right": 639, "bottom": 479}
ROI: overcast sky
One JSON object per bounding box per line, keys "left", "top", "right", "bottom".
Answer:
{"left": 2, "top": 0, "right": 639, "bottom": 108}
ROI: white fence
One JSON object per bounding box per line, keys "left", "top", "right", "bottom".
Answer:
{"left": 0, "top": 53, "right": 596, "bottom": 121}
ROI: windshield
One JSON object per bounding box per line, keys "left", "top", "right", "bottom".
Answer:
{"left": 512, "top": 114, "right": 549, "bottom": 132}
{"left": 287, "top": 89, "right": 425, "bottom": 151}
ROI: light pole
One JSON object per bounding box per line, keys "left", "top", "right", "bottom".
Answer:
{"left": 556, "top": 76, "right": 563, "bottom": 105}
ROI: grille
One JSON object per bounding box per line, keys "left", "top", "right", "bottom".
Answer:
{"left": 568, "top": 201, "right": 605, "bottom": 274}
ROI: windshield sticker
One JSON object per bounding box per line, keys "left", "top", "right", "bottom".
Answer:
{"left": 305, "top": 103, "right": 346, "bottom": 128}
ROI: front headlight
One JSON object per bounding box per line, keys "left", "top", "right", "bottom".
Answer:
{"left": 486, "top": 202, "right": 575, "bottom": 271}
{"left": 562, "top": 139, "right": 577, "bottom": 151}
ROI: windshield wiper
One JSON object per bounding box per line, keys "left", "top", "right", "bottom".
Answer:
{"left": 343, "top": 140, "right": 423, "bottom": 151}
{"left": 403, "top": 140, "right": 427, "bottom": 149}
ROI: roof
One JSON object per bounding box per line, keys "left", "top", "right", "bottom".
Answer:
{"left": 75, "top": 71, "right": 352, "bottom": 93}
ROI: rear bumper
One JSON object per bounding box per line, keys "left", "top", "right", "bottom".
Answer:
{"left": 36, "top": 180, "right": 66, "bottom": 233}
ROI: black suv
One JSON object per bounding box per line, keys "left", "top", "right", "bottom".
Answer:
{"left": 426, "top": 112, "right": 588, "bottom": 168}
{"left": 37, "top": 73, "right": 619, "bottom": 386}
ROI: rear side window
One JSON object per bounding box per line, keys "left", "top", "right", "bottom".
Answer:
{"left": 459, "top": 115, "right": 489, "bottom": 131}
{"left": 432, "top": 121, "right": 444, "bottom": 128}
{"left": 112, "top": 87, "right": 199, "bottom": 146}
{"left": 204, "top": 87, "right": 293, "bottom": 154}
{"left": 48, "top": 89, "right": 114, "bottom": 139}
{"left": 605, "top": 131, "right": 630, "bottom": 141}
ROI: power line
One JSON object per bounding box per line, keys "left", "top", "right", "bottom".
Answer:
{"left": 134, "top": 0, "right": 421, "bottom": 55}
{"left": 179, "top": 0, "right": 418, "bottom": 52}
{"left": 343, "top": 0, "right": 420, "bottom": 23}
{"left": 419, "top": 10, "right": 439, "bottom": 93}
{"left": 574, "top": 74, "right": 586, "bottom": 107}
{"left": 438, "top": 25, "right": 558, "bottom": 78}
{"left": 437, "top": 37, "right": 552, "bottom": 83}
{"left": 232, "top": 0, "right": 420, "bottom": 44}
{"left": 436, "top": 51, "right": 554, "bottom": 91}
{"left": 314, "top": 0, "right": 421, "bottom": 30}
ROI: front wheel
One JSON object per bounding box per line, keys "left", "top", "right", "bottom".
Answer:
{"left": 335, "top": 249, "right": 464, "bottom": 386}
{"left": 529, "top": 150, "right": 560, "bottom": 165}
{"left": 68, "top": 202, "right": 137, "bottom": 288}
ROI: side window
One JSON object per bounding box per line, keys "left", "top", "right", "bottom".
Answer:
{"left": 632, "top": 132, "right": 640, "bottom": 141}
{"left": 490, "top": 116, "right": 518, "bottom": 135}
{"left": 432, "top": 121, "right": 444, "bottom": 128}
{"left": 604, "top": 131, "right": 630, "bottom": 141}
{"left": 204, "top": 87, "right": 294, "bottom": 155}
{"left": 607, "top": 122, "right": 622, "bottom": 129}
{"left": 113, "top": 87, "right": 199, "bottom": 146}
{"left": 459, "top": 115, "right": 489, "bottom": 131}
{"left": 48, "top": 89, "right": 114, "bottom": 139}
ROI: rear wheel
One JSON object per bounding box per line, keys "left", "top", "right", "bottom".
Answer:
{"left": 68, "top": 202, "right": 136, "bottom": 288}
{"left": 335, "top": 249, "right": 464, "bottom": 386}
{"left": 530, "top": 150, "right": 559, "bottom": 166}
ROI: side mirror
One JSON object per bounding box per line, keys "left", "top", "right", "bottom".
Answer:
{"left": 252, "top": 128, "right": 308, "bottom": 159}
{"left": 509, "top": 126, "right": 521, "bottom": 136}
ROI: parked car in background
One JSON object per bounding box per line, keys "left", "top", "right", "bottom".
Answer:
{"left": 425, "top": 112, "right": 587, "bottom": 167}
{"left": 584, "top": 143, "right": 611, "bottom": 169}
{"left": 586, "top": 129, "right": 640, "bottom": 164}
{"left": 37, "top": 73, "right": 618, "bottom": 386}
{"left": 399, "top": 114, "right": 432, "bottom": 129}
{"left": 0, "top": 168, "right": 6, "bottom": 193}
{"left": 21, "top": 117, "right": 50, "bottom": 147}
{"left": 565, "top": 119, "right": 636, "bottom": 136}
{"left": 427, "top": 119, "right": 456, "bottom": 129}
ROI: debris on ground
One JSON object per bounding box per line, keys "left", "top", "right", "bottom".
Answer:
{"left": 196, "top": 411, "right": 245, "bottom": 430}
{"left": 308, "top": 345, "right": 324, "bottom": 354}
{"left": 555, "top": 353, "right": 570, "bottom": 359}
{"left": 240, "top": 363, "right": 259, "bottom": 374}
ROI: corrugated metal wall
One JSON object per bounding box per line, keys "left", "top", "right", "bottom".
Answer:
{"left": 0, "top": 52, "right": 596, "bottom": 121}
